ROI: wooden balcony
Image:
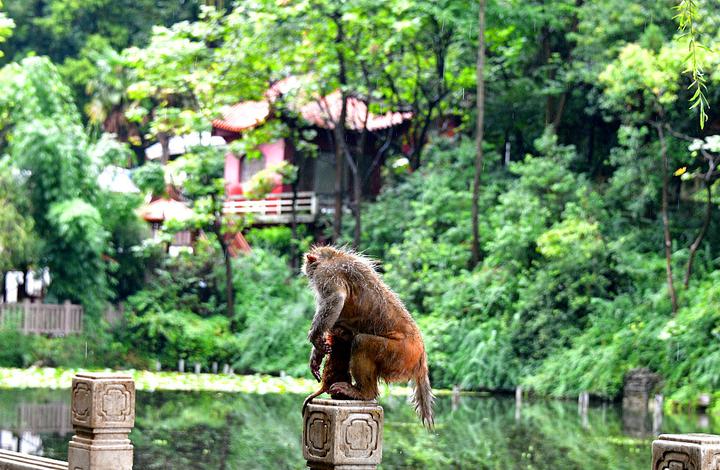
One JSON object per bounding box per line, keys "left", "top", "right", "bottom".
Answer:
{"left": 223, "top": 191, "right": 326, "bottom": 224}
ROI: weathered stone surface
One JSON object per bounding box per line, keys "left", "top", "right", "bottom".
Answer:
{"left": 652, "top": 433, "right": 720, "bottom": 470}
{"left": 303, "top": 399, "right": 383, "bottom": 470}
{"left": 623, "top": 368, "right": 662, "bottom": 410}
{"left": 67, "top": 373, "right": 135, "bottom": 470}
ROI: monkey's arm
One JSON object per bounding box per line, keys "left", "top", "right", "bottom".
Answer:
{"left": 307, "top": 287, "right": 346, "bottom": 354}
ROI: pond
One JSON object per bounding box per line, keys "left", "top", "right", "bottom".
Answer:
{"left": 0, "top": 388, "right": 715, "bottom": 469}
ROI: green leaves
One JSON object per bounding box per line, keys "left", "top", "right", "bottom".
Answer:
{"left": 45, "top": 198, "right": 110, "bottom": 308}
{"left": 674, "top": 0, "right": 709, "bottom": 128}
{"left": 0, "top": 55, "right": 126, "bottom": 313}
{"left": 132, "top": 162, "right": 167, "bottom": 197}
{"left": 0, "top": 1, "right": 14, "bottom": 57}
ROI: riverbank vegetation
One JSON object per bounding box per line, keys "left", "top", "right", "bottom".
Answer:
{"left": 0, "top": 0, "right": 719, "bottom": 413}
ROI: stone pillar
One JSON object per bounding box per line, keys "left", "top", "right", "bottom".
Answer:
{"left": 652, "top": 434, "right": 720, "bottom": 469}
{"left": 623, "top": 368, "right": 662, "bottom": 437}
{"left": 68, "top": 373, "right": 135, "bottom": 470}
{"left": 303, "top": 399, "right": 383, "bottom": 470}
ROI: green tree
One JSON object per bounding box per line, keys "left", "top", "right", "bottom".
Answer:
{"left": 0, "top": 1, "right": 14, "bottom": 57}
{"left": 470, "top": 0, "right": 487, "bottom": 267}
{"left": 0, "top": 159, "right": 39, "bottom": 280}
{"left": 599, "top": 42, "right": 687, "bottom": 313}
{"left": 0, "top": 57, "right": 109, "bottom": 310}
{"left": 1, "top": 0, "right": 201, "bottom": 63}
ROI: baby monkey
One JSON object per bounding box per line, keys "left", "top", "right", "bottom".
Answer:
{"left": 301, "top": 245, "right": 434, "bottom": 428}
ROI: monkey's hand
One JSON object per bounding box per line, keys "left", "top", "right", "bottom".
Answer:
{"left": 309, "top": 346, "right": 324, "bottom": 382}
{"left": 308, "top": 330, "right": 332, "bottom": 355}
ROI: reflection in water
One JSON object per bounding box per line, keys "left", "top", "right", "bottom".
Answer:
{"left": 0, "top": 388, "right": 717, "bottom": 469}
{"left": 0, "top": 430, "right": 43, "bottom": 454}
{"left": 0, "top": 389, "right": 70, "bottom": 458}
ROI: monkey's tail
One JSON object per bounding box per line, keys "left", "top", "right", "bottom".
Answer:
{"left": 302, "top": 388, "right": 325, "bottom": 416}
{"left": 412, "top": 353, "right": 435, "bottom": 430}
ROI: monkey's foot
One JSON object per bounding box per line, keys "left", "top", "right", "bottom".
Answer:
{"left": 329, "top": 390, "right": 353, "bottom": 400}
{"left": 327, "top": 382, "right": 371, "bottom": 400}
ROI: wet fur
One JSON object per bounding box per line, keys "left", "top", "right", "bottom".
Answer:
{"left": 301, "top": 245, "right": 434, "bottom": 429}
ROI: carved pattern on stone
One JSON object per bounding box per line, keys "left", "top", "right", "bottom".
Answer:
{"left": 99, "top": 384, "right": 132, "bottom": 423}
{"left": 306, "top": 412, "right": 331, "bottom": 458}
{"left": 711, "top": 453, "right": 720, "bottom": 470}
{"left": 341, "top": 412, "right": 379, "bottom": 459}
{"left": 72, "top": 382, "right": 91, "bottom": 424}
{"left": 655, "top": 450, "right": 697, "bottom": 470}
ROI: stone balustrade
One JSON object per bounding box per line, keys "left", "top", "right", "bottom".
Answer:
{"left": 652, "top": 434, "right": 720, "bottom": 469}
{"left": 3, "top": 373, "right": 720, "bottom": 470}
{"left": 0, "top": 373, "right": 135, "bottom": 470}
{"left": 303, "top": 399, "right": 383, "bottom": 470}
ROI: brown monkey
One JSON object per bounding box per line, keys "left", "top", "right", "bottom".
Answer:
{"left": 301, "top": 245, "right": 434, "bottom": 428}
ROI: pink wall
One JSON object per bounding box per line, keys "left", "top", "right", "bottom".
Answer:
{"left": 259, "top": 140, "right": 286, "bottom": 193}
{"left": 224, "top": 139, "right": 287, "bottom": 195}
{"left": 259, "top": 140, "right": 285, "bottom": 166}
{"left": 224, "top": 152, "right": 241, "bottom": 185}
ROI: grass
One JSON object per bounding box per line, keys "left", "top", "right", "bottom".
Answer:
{"left": 0, "top": 367, "right": 479, "bottom": 397}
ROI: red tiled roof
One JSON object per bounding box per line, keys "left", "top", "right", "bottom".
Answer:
{"left": 138, "top": 198, "right": 195, "bottom": 223}
{"left": 227, "top": 231, "right": 251, "bottom": 257}
{"left": 300, "top": 90, "right": 412, "bottom": 131}
{"left": 212, "top": 100, "right": 270, "bottom": 133}
{"left": 212, "top": 80, "right": 411, "bottom": 134}
{"left": 264, "top": 76, "right": 302, "bottom": 101}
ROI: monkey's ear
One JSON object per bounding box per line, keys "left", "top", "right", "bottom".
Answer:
{"left": 305, "top": 254, "right": 318, "bottom": 265}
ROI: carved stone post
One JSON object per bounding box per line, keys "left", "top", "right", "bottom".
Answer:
{"left": 303, "top": 399, "right": 383, "bottom": 470}
{"left": 68, "top": 373, "right": 135, "bottom": 470}
{"left": 652, "top": 434, "right": 720, "bottom": 469}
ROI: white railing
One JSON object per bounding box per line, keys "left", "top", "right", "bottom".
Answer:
{"left": 224, "top": 191, "right": 319, "bottom": 222}
{"left": 0, "top": 301, "right": 83, "bottom": 336}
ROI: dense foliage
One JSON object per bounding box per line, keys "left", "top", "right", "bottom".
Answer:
{"left": 358, "top": 135, "right": 720, "bottom": 407}
{"left": 0, "top": 0, "right": 719, "bottom": 415}
{"left": 120, "top": 243, "right": 313, "bottom": 375}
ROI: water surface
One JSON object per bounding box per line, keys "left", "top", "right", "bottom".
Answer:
{"left": 0, "top": 388, "right": 715, "bottom": 469}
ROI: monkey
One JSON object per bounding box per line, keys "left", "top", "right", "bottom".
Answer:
{"left": 301, "top": 245, "right": 434, "bottom": 429}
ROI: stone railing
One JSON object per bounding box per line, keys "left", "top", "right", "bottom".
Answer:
{"left": 303, "top": 399, "right": 383, "bottom": 470}
{"left": 652, "top": 434, "right": 720, "bottom": 469}
{"left": 0, "top": 373, "right": 135, "bottom": 470}
{"left": 301, "top": 397, "right": 720, "bottom": 470}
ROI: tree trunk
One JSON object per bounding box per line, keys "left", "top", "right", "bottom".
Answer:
{"left": 657, "top": 125, "right": 679, "bottom": 314}
{"left": 551, "top": 92, "right": 567, "bottom": 129}
{"left": 290, "top": 168, "right": 300, "bottom": 271}
{"left": 541, "top": 25, "right": 553, "bottom": 127}
{"left": 224, "top": 248, "right": 235, "bottom": 321}
{"left": 331, "top": 12, "right": 349, "bottom": 243}
{"left": 332, "top": 132, "right": 347, "bottom": 243}
{"left": 352, "top": 164, "right": 362, "bottom": 248}
{"left": 217, "top": 234, "right": 235, "bottom": 323}
{"left": 470, "top": 0, "right": 487, "bottom": 268}
{"left": 684, "top": 182, "right": 713, "bottom": 288}
{"left": 158, "top": 132, "right": 170, "bottom": 165}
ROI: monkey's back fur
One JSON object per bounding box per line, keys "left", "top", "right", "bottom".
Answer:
{"left": 303, "top": 245, "right": 434, "bottom": 428}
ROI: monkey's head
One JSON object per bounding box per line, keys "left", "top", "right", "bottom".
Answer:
{"left": 302, "top": 245, "right": 378, "bottom": 279}
{"left": 301, "top": 245, "right": 337, "bottom": 278}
